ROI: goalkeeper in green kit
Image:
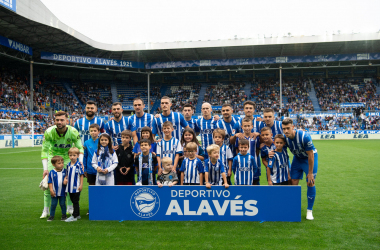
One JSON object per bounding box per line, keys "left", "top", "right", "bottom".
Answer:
{"left": 40, "top": 111, "right": 84, "bottom": 218}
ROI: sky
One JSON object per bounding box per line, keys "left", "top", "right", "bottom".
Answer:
{"left": 40, "top": 0, "right": 380, "bottom": 45}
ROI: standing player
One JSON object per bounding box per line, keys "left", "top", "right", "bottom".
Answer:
{"left": 152, "top": 96, "right": 189, "bottom": 140}
{"left": 74, "top": 100, "right": 105, "bottom": 145}
{"left": 263, "top": 108, "right": 283, "bottom": 139}
{"left": 195, "top": 102, "right": 218, "bottom": 158}
{"left": 182, "top": 104, "right": 198, "bottom": 132}
{"left": 105, "top": 102, "right": 137, "bottom": 149}
{"left": 41, "top": 111, "right": 84, "bottom": 218}
{"left": 130, "top": 98, "right": 154, "bottom": 141}
{"left": 216, "top": 104, "right": 240, "bottom": 154}
{"left": 231, "top": 101, "right": 264, "bottom": 145}
{"left": 282, "top": 118, "right": 318, "bottom": 220}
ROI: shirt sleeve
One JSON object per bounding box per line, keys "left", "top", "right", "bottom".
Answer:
{"left": 219, "top": 161, "right": 226, "bottom": 173}
{"left": 171, "top": 172, "right": 179, "bottom": 182}
{"left": 179, "top": 160, "right": 186, "bottom": 172}
{"left": 74, "top": 119, "right": 79, "bottom": 132}
{"left": 179, "top": 114, "right": 188, "bottom": 128}
{"left": 105, "top": 122, "right": 111, "bottom": 135}
{"left": 78, "top": 163, "right": 84, "bottom": 175}
{"left": 126, "top": 117, "right": 133, "bottom": 131}
{"left": 99, "top": 119, "right": 105, "bottom": 132}
{"left": 83, "top": 141, "right": 88, "bottom": 171}
{"left": 91, "top": 152, "right": 98, "bottom": 170}
{"left": 303, "top": 133, "right": 315, "bottom": 151}
{"left": 198, "top": 160, "right": 205, "bottom": 173}
{"left": 41, "top": 129, "right": 53, "bottom": 159}
{"left": 232, "top": 157, "right": 238, "bottom": 172}
{"left": 232, "top": 122, "right": 240, "bottom": 135}
{"left": 226, "top": 147, "right": 233, "bottom": 160}
{"left": 268, "top": 156, "right": 275, "bottom": 169}
{"left": 204, "top": 159, "right": 209, "bottom": 172}
{"left": 72, "top": 127, "right": 84, "bottom": 154}
{"left": 156, "top": 142, "right": 161, "bottom": 157}
{"left": 132, "top": 143, "right": 139, "bottom": 154}
{"left": 107, "top": 152, "right": 119, "bottom": 172}
{"left": 133, "top": 156, "right": 139, "bottom": 167}
{"left": 176, "top": 142, "right": 183, "bottom": 154}
{"left": 198, "top": 146, "right": 205, "bottom": 157}
{"left": 235, "top": 137, "right": 239, "bottom": 149}
{"left": 152, "top": 117, "right": 158, "bottom": 136}
{"left": 48, "top": 171, "right": 53, "bottom": 183}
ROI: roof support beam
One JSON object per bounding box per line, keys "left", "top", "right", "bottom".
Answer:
{"left": 221, "top": 47, "right": 227, "bottom": 59}
{"left": 280, "top": 45, "right": 284, "bottom": 56}
{"left": 309, "top": 44, "right": 318, "bottom": 54}
{"left": 163, "top": 50, "right": 175, "bottom": 61}
{"left": 192, "top": 48, "right": 200, "bottom": 60}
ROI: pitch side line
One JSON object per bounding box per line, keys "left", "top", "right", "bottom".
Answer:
{"left": 1, "top": 168, "right": 41, "bottom": 169}
{"left": 0, "top": 149, "right": 41, "bottom": 154}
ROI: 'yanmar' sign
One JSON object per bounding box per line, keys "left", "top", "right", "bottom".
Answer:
{"left": 0, "top": 35, "right": 32, "bottom": 55}
{"left": 89, "top": 186, "right": 301, "bottom": 221}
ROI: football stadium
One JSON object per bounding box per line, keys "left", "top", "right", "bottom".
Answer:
{"left": 0, "top": 0, "right": 379, "bottom": 249}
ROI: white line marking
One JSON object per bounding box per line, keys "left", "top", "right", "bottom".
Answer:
{"left": 0, "top": 150, "right": 40, "bottom": 154}
{"left": 1, "top": 168, "right": 41, "bottom": 169}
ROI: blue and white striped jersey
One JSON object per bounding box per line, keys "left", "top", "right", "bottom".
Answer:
{"left": 233, "top": 118, "right": 265, "bottom": 134}
{"left": 180, "top": 158, "right": 204, "bottom": 184}
{"left": 105, "top": 116, "right": 132, "bottom": 146}
{"left": 219, "top": 144, "right": 233, "bottom": 173}
{"left": 217, "top": 116, "right": 240, "bottom": 149}
{"left": 268, "top": 150, "right": 290, "bottom": 183}
{"left": 260, "top": 143, "right": 276, "bottom": 162}
{"left": 74, "top": 117, "right": 105, "bottom": 145}
{"left": 130, "top": 113, "right": 154, "bottom": 140}
{"left": 235, "top": 136, "right": 261, "bottom": 170}
{"left": 204, "top": 158, "right": 225, "bottom": 185}
{"left": 156, "top": 137, "right": 183, "bottom": 166}
{"left": 232, "top": 153, "right": 258, "bottom": 185}
{"left": 152, "top": 112, "right": 188, "bottom": 139}
{"left": 66, "top": 160, "right": 84, "bottom": 193}
{"left": 268, "top": 120, "right": 283, "bottom": 139}
{"left": 285, "top": 130, "right": 317, "bottom": 159}
{"left": 182, "top": 118, "right": 198, "bottom": 134}
{"left": 48, "top": 169, "right": 67, "bottom": 197}
{"left": 196, "top": 117, "right": 218, "bottom": 151}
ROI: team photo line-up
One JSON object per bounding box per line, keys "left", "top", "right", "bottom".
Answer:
{"left": 41, "top": 96, "right": 318, "bottom": 222}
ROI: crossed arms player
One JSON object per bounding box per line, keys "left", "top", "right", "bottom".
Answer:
{"left": 40, "top": 111, "right": 84, "bottom": 218}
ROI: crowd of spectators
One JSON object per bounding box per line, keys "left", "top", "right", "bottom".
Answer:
{"left": 314, "top": 78, "right": 379, "bottom": 111}
{"left": 251, "top": 79, "right": 314, "bottom": 113}
{"left": 167, "top": 83, "right": 201, "bottom": 112}
{"left": 72, "top": 81, "right": 112, "bottom": 115}
{"left": 293, "top": 113, "right": 380, "bottom": 131}
{"left": 203, "top": 81, "right": 247, "bottom": 113}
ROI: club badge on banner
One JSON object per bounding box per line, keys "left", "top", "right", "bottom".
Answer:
{"left": 89, "top": 186, "right": 301, "bottom": 222}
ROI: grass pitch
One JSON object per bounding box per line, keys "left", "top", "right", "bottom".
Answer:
{"left": 0, "top": 140, "right": 379, "bottom": 249}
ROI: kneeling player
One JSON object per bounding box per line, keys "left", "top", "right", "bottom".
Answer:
{"left": 282, "top": 118, "right": 318, "bottom": 220}
{"left": 267, "top": 135, "right": 290, "bottom": 186}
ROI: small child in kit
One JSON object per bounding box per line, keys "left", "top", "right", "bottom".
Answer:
{"left": 65, "top": 147, "right": 84, "bottom": 222}
{"left": 92, "top": 133, "right": 119, "bottom": 185}
{"left": 157, "top": 157, "right": 178, "bottom": 187}
{"left": 47, "top": 156, "right": 68, "bottom": 222}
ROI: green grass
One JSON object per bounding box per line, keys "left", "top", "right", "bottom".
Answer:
{"left": 0, "top": 141, "right": 379, "bottom": 249}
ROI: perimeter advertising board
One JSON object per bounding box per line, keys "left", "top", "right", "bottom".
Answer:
{"left": 89, "top": 186, "right": 301, "bottom": 222}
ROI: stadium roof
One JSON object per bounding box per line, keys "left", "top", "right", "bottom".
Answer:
{"left": 0, "top": 0, "right": 380, "bottom": 73}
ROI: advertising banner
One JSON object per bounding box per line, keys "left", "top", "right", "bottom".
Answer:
{"left": 289, "top": 112, "right": 353, "bottom": 118}
{"left": 0, "top": 34, "right": 32, "bottom": 55}
{"left": 0, "top": 0, "right": 16, "bottom": 12}
{"left": 340, "top": 103, "right": 364, "bottom": 108}
{"left": 41, "top": 52, "right": 144, "bottom": 69}
{"left": 89, "top": 186, "right": 301, "bottom": 222}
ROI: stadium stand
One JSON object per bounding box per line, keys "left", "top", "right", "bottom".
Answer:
{"left": 168, "top": 82, "right": 201, "bottom": 112}
{"left": 314, "top": 78, "right": 379, "bottom": 111}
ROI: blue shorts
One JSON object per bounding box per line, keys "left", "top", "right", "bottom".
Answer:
{"left": 290, "top": 153, "right": 318, "bottom": 180}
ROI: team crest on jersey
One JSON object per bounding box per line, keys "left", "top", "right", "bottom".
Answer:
{"left": 132, "top": 122, "right": 136, "bottom": 127}
{"left": 130, "top": 188, "right": 160, "bottom": 218}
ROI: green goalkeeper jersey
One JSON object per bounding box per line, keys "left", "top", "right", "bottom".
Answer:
{"left": 41, "top": 125, "right": 84, "bottom": 160}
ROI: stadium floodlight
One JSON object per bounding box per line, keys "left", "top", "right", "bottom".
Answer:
{"left": 0, "top": 119, "right": 35, "bottom": 148}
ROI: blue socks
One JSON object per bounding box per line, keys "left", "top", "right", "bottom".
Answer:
{"left": 307, "top": 186, "right": 316, "bottom": 210}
